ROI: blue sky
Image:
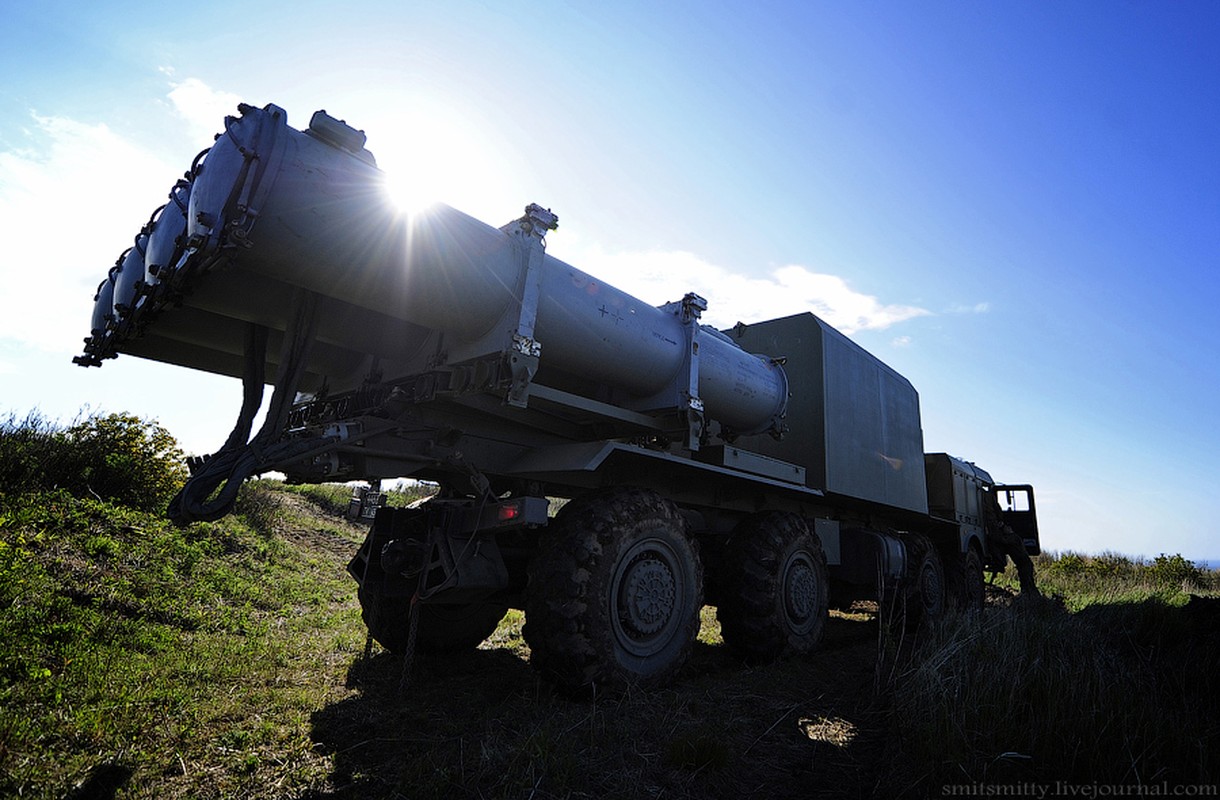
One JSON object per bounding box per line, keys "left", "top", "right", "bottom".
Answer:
{"left": 1, "top": 1, "right": 1217, "bottom": 562}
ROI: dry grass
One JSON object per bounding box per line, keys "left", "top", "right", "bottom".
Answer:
{"left": 879, "top": 590, "right": 1220, "bottom": 793}
{"left": 308, "top": 607, "right": 887, "bottom": 800}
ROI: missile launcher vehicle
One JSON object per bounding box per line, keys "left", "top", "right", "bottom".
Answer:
{"left": 77, "top": 104, "right": 1040, "bottom": 689}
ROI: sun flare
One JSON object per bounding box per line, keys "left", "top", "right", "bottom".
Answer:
{"left": 382, "top": 165, "right": 444, "bottom": 215}
{"left": 371, "top": 104, "right": 501, "bottom": 217}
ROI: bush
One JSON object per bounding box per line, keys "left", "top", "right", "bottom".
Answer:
{"left": 0, "top": 411, "right": 60, "bottom": 496}
{"left": 1027, "top": 550, "right": 1218, "bottom": 604}
{"left": 0, "top": 410, "right": 186, "bottom": 512}
{"left": 1149, "top": 552, "right": 1205, "bottom": 588}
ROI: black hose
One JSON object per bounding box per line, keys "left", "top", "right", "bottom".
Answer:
{"left": 168, "top": 291, "right": 323, "bottom": 524}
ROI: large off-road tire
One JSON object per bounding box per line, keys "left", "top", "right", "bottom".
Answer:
{"left": 716, "top": 512, "right": 828, "bottom": 661}
{"left": 359, "top": 589, "right": 508, "bottom": 654}
{"left": 903, "top": 533, "right": 946, "bottom": 625}
{"left": 523, "top": 487, "right": 703, "bottom": 690}
{"left": 943, "top": 545, "right": 986, "bottom": 613}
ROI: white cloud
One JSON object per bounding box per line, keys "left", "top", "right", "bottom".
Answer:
{"left": 167, "top": 78, "right": 243, "bottom": 144}
{"left": 0, "top": 113, "right": 175, "bottom": 354}
{"left": 0, "top": 78, "right": 246, "bottom": 357}
{"left": 891, "top": 335, "right": 913, "bottom": 347}
{"left": 563, "top": 245, "right": 931, "bottom": 334}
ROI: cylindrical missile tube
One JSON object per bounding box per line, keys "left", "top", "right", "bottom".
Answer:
{"left": 144, "top": 179, "right": 191, "bottom": 289}
{"left": 112, "top": 232, "right": 148, "bottom": 319}
{"left": 79, "top": 103, "right": 788, "bottom": 437}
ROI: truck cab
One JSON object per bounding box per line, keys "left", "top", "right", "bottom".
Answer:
{"left": 924, "top": 453, "right": 1040, "bottom": 608}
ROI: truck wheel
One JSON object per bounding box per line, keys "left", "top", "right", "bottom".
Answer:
{"left": 944, "top": 546, "right": 986, "bottom": 613}
{"left": 963, "top": 548, "right": 985, "bottom": 612}
{"left": 903, "top": 534, "right": 946, "bottom": 624}
{"left": 716, "top": 512, "right": 828, "bottom": 661}
{"left": 523, "top": 487, "right": 703, "bottom": 690}
{"left": 359, "top": 589, "right": 508, "bottom": 654}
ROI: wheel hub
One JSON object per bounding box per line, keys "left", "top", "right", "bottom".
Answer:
{"left": 919, "top": 559, "right": 943, "bottom": 612}
{"left": 620, "top": 555, "right": 676, "bottom": 636}
{"left": 784, "top": 556, "right": 817, "bottom": 624}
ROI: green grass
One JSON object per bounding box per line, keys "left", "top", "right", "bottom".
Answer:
{"left": 1023, "top": 550, "right": 1218, "bottom": 608}
{"left": 0, "top": 483, "right": 370, "bottom": 798}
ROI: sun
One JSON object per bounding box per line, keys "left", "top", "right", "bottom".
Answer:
{"left": 372, "top": 104, "right": 498, "bottom": 217}
{"left": 380, "top": 145, "right": 449, "bottom": 215}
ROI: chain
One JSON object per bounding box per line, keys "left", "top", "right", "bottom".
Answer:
{"left": 398, "top": 593, "right": 421, "bottom": 696}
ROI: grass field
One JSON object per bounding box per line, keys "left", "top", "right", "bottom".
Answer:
{"left": 1, "top": 429, "right": 1217, "bottom": 798}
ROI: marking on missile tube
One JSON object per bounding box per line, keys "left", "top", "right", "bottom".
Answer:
{"left": 597, "top": 304, "right": 624, "bottom": 324}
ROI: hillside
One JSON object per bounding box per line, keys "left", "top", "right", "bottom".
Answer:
{"left": 1, "top": 415, "right": 1217, "bottom": 797}
{"left": 0, "top": 482, "right": 372, "bottom": 797}
{"left": 0, "top": 478, "right": 888, "bottom": 798}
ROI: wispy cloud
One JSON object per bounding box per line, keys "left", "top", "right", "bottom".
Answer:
{"left": 166, "top": 77, "right": 243, "bottom": 144}
{"left": 948, "top": 301, "right": 990, "bottom": 315}
{"left": 563, "top": 245, "right": 931, "bottom": 334}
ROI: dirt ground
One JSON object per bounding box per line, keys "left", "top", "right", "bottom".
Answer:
{"left": 304, "top": 607, "right": 897, "bottom": 800}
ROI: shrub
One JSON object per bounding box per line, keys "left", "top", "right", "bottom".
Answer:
{"left": 1149, "top": 552, "right": 1204, "bottom": 588}
{"left": 0, "top": 411, "right": 60, "bottom": 496}
{"left": 0, "top": 410, "right": 186, "bottom": 512}
{"left": 1027, "top": 550, "right": 1217, "bottom": 604}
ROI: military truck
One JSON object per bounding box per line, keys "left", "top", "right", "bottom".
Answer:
{"left": 76, "top": 103, "right": 1040, "bottom": 690}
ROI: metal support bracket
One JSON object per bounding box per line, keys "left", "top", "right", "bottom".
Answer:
{"left": 502, "top": 203, "right": 557, "bottom": 408}
{"left": 661, "top": 292, "right": 709, "bottom": 451}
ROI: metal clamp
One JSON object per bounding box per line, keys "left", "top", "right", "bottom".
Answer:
{"left": 512, "top": 332, "right": 542, "bottom": 358}
{"left": 521, "top": 203, "right": 559, "bottom": 238}
{"left": 680, "top": 292, "right": 707, "bottom": 323}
